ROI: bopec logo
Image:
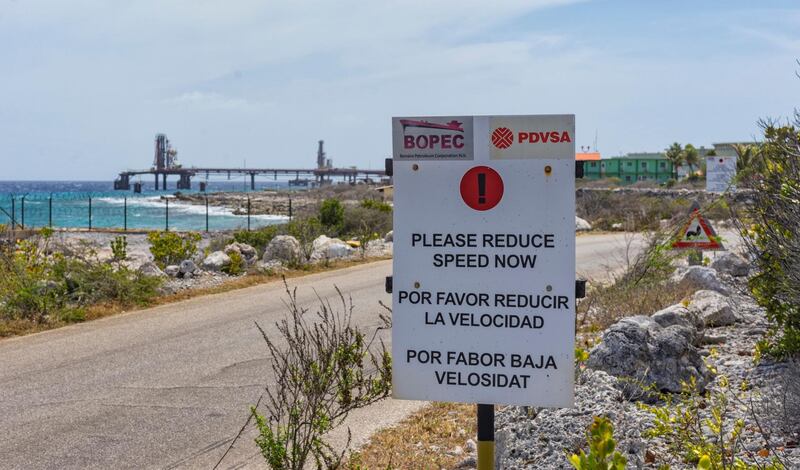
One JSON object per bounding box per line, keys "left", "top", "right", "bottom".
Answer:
{"left": 401, "top": 119, "right": 465, "bottom": 150}
{"left": 491, "top": 127, "right": 572, "bottom": 149}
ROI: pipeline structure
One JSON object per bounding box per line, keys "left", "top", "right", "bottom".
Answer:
{"left": 114, "top": 135, "right": 387, "bottom": 192}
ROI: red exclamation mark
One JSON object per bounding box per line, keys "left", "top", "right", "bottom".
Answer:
{"left": 461, "top": 166, "right": 503, "bottom": 211}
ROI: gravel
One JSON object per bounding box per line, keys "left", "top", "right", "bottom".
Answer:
{"left": 495, "top": 269, "right": 800, "bottom": 469}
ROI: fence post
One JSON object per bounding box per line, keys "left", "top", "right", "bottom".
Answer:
{"left": 21, "top": 196, "right": 25, "bottom": 230}
{"left": 165, "top": 198, "right": 169, "bottom": 232}
{"left": 205, "top": 196, "right": 209, "bottom": 232}
{"left": 288, "top": 196, "right": 293, "bottom": 221}
{"left": 10, "top": 196, "right": 16, "bottom": 233}
{"left": 49, "top": 194, "right": 53, "bottom": 228}
{"left": 88, "top": 197, "right": 92, "bottom": 230}
{"left": 124, "top": 197, "right": 127, "bottom": 232}
{"left": 247, "top": 196, "right": 251, "bottom": 231}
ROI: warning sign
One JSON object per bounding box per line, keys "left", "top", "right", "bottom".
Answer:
{"left": 460, "top": 166, "right": 504, "bottom": 211}
{"left": 673, "top": 204, "right": 724, "bottom": 250}
{"left": 391, "top": 115, "right": 576, "bottom": 407}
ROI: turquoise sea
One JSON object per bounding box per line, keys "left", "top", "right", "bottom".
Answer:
{"left": 0, "top": 180, "right": 292, "bottom": 231}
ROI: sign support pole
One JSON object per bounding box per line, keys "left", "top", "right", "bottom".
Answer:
{"left": 688, "top": 248, "right": 702, "bottom": 266}
{"left": 477, "top": 404, "right": 494, "bottom": 470}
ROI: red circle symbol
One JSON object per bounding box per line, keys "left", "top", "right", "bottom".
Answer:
{"left": 491, "top": 127, "right": 514, "bottom": 149}
{"left": 460, "top": 166, "right": 504, "bottom": 211}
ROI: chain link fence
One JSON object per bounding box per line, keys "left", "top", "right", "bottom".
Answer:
{"left": 0, "top": 193, "right": 291, "bottom": 232}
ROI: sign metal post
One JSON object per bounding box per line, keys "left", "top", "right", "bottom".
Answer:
{"left": 477, "top": 403, "right": 494, "bottom": 469}
{"left": 391, "top": 115, "right": 577, "bottom": 469}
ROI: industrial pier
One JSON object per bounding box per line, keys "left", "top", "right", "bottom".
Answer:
{"left": 114, "top": 135, "right": 387, "bottom": 192}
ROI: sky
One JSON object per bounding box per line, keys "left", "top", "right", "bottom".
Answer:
{"left": 1, "top": 0, "right": 799, "bottom": 181}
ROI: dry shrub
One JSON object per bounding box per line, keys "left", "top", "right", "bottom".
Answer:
{"left": 247, "top": 280, "right": 391, "bottom": 470}
{"left": 578, "top": 278, "right": 697, "bottom": 332}
{"left": 576, "top": 189, "right": 732, "bottom": 232}
{"left": 576, "top": 191, "right": 693, "bottom": 231}
{"left": 576, "top": 177, "right": 623, "bottom": 189}
{"left": 577, "top": 231, "right": 696, "bottom": 331}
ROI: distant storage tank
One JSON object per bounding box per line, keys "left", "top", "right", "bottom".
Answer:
{"left": 326, "top": 158, "right": 332, "bottom": 169}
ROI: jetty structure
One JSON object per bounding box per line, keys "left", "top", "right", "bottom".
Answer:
{"left": 114, "top": 134, "right": 387, "bottom": 192}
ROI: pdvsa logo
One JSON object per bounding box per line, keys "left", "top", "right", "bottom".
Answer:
{"left": 491, "top": 128, "right": 514, "bottom": 149}
{"left": 491, "top": 127, "right": 572, "bottom": 149}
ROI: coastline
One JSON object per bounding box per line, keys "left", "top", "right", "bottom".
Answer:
{"left": 173, "top": 182, "right": 391, "bottom": 218}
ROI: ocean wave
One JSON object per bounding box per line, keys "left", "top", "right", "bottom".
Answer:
{"left": 93, "top": 197, "right": 288, "bottom": 220}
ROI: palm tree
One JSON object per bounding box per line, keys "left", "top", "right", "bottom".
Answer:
{"left": 665, "top": 142, "right": 684, "bottom": 180}
{"left": 733, "top": 143, "right": 762, "bottom": 186}
{"left": 683, "top": 144, "right": 700, "bottom": 175}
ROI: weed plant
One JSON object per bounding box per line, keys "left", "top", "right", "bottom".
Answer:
{"left": 0, "top": 228, "right": 161, "bottom": 335}
{"left": 249, "top": 281, "right": 392, "bottom": 470}
{"left": 735, "top": 117, "right": 800, "bottom": 357}
{"left": 147, "top": 231, "right": 201, "bottom": 268}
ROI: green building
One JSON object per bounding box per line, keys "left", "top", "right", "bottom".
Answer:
{"left": 583, "top": 152, "right": 674, "bottom": 184}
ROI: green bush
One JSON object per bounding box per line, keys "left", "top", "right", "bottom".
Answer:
{"left": 339, "top": 205, "right": 392, "bottom": 240}
{"left": 286, "top": 217, "right": 325, "bottom": 264}
{"left": 233, "top": 225, "right": 280, "bottom": 255}
{"left": 54, "top": 261, "right": 161, "bottom": 308}
{"left": 147, "top": 231, "right": 201, "bottom": 268}
{"left": 738, "top": 121, "right": 800, "bottom": 357}
{"left": 568, "top": 416, "right": 627, "bottom": 470}
{"left": 224, "top": 250, "right": 245, "bottom": 275}
{"left": 111, "top": 235, "right": 128, "bottom": 262}
{"left": 639, "top": 372, "right": 783, "bottom": 470}
{"left": 359, "top": 198, "right": 392, "bottom": 213}
{"left": 0, "top": 229, "right": 161, "bottom": 326}
{"left": 319, "top": 198, "right": 345, "bottom": 229}
{"left": 251, "top": 282, "right": 391, "bottom": 469}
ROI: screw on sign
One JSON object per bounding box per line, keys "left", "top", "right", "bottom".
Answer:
{"left": 491, "top": 127, "right": 514, "bottom": 149}
{"left": 460, "top": 166, "right": 504, "bottom": 211}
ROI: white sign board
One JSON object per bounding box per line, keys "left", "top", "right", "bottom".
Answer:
{"left": 391, "top": 115, "right": 576, "bottom": 407}
{"left": 706, "top": 156, "right": 737, "bottom": 193}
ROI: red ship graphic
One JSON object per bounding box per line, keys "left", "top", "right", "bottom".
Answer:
{"left": 400, "top": 119, "right": 464, "bottom": 132}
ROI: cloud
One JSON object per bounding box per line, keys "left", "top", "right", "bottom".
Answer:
{"left": 1, "top": 0, "right": 799, "bottom": 179}
{"left": 733, "top": 27, "right": 800, "bottom": 53}
{"left": 165, "top": 91, "right": 263, "bottom": 111}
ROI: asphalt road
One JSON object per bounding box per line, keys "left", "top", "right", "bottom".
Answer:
{"left": 0, "top": 233, "right": 645, "bottom": 470}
